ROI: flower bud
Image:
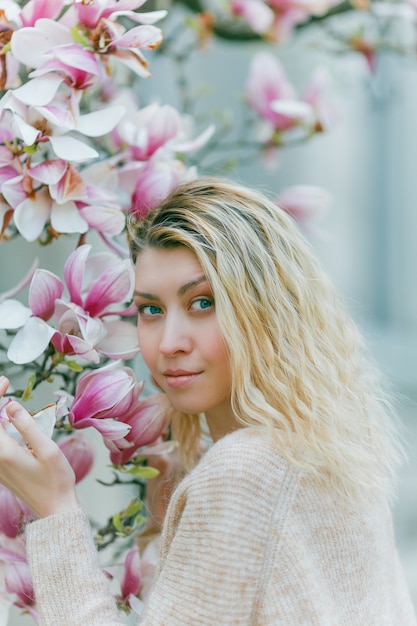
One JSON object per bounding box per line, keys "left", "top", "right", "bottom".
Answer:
{"left": 58, "top": 434, "right": 94, "bottom": 483}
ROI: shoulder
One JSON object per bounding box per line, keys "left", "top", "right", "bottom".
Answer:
{"left": 187, "top": 428, "right": 303, "bottom": 500}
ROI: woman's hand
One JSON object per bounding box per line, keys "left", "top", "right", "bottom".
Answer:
{"left": 0, "top": 376, "right": 79, "bottom": 519}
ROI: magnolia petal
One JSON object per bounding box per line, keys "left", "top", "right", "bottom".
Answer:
{"left": 48, "top": 135, "right": 98, "bottom": 162}
{"left": 13, "top": 75, "right": 64, "bottom": 106}
{"left": 29, "top": 269, "right": 64, "bottom": 320}
{"left": 13, "top": 191, "right": 51, "bottom": 242}
{"left": 11, "top": 115, "right": 40, "bottom": 146}
{"left": 98, "top": 319, "right": 139, "bottom": 360}
{"left": 113, "top": 25, "right": 163, "bottom": 50}
{"left": 270, "top": 99, "right": 315, "bottom": 125}
{"left": 173, "top": 124, "right": 215, "bottom": 154}
{"left": 34, "top": 104, "right": 75, "bottom": 129}
{"left": 122, "top": 9, "right": 168, "bottom": 24}
{"left": 71, "top": 371, "right": 134, "bottom": 420}
{"left": 20, "top": 0, "right": 66, "bottom": 27}
{"left": 64, "top": 245, "right": 91, "bottom": 305}
{"left": 54, "top": 43, "right": 100, "bottom": 73}
{"left": 84, "top": 264, "right": 133, "bottom": 317}
{"left": 72, "top": 416, "right": 131, "bottom": 440}
{"left": 6, "top": 404, "right": 56, "bottom": 446}
{"left": 76, "top": 106, "right": 126, "bottom": 137}
{"left": 84, "top": 250, "right": 118, "bottom": 284}
{"left": 74, "top": 313, "right": 106, "bottom": 345}
{"left": 112, "top": 49, "right": 150, "bottom": 78}
{"left": 79, "top": 205, "right": 125, "bottom": 236}
{"left": 231, "top": 0, "right": 274, "bottom": 34}
{"left": 64, "top": 335, "right": 101, "bottom": 363}
{"left": 28, "top": 159, "right": 67, "bottom": 185}
{"left": 1, "top": 175, "right": 26, "bottom": 210}
{"left": 7, "top": 317, "right": 56, "bottom": 364}
{"left": 50, "top": 201, "right": 89, "bottom": 235}
{"left": 0, "top": 299, "right": 32, "bottom": 329}
{"left": 10, "top": 26, "right": 52, "bottom": 67}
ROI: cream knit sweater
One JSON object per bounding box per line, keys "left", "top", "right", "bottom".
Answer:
{"left": 26, "top": 428, "right": 417, "bottom": 625}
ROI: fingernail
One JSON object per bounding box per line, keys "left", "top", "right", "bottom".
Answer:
{"left": 6, "top": 402, "right": 24, "bottom": 419}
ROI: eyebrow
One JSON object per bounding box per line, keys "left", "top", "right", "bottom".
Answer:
{"left": 134, "top": 276, "right": 208, "bottom": 301}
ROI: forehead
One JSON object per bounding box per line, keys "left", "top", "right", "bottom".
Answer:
{"left": 134, "top": 246, "right": 206, "bottom": 289}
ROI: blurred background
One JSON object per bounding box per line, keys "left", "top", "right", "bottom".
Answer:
{"left": 1, "top": 4, "right": 417, "bottom": 622}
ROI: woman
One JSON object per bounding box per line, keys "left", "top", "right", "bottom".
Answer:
{"left": 0, "top": 177, "right": 416, "bottom": 625}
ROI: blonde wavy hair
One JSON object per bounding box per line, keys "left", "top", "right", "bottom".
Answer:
{"left": 128, "top": 177, "right": 402, "bottom": 504}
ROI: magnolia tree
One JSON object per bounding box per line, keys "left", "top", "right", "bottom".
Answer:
{"left": 0, "top": 0, "right": 415, "bottom": 622}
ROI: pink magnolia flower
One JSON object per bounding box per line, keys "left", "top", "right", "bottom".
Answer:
{"left": 57, "top": 434, "right": 95, "bottom": 483}
{"left": 0, "top": 547, "right": 37, "bottom": 621}
{"left": 246, "top": 52, "right": 300, "bottom": 131}
{"left": 0, "top": 486, "right": 32, "bottom": 539}
{"left": 276, "top": 184, "right": 331, "bottom": 236}
{"left": 105, "top": 393, "right": 172, "bottom": 465}
{"left": 116, "top": 102, "right": 183, "bottom": 162}
{"left": 246, "top": 52, "right": 335, "bottom": 142}
{"left": 105, "top": 546, "right": 145, "bottom": 615}
{"left": 68, "top": 365, "right": 142, "bottom": 440}
{"left": 0, "top": 244, "right": 138, "bottom": 364}
{"left": 230, "top": 0, "right": 275, "bottom": 34}
{"left": 68, "top": 0, "right": 167, "bottom": 78}
{"left": 266, "top": 0, "right": 341, "bottom": 42}
{"left": 130, "top": 157, "right": 188, "bottom": 220}
{"left": 120, "top": 546, "right": 141, "bottom": 604}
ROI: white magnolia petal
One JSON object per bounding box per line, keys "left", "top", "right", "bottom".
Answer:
{"left": 76, "top": 106, "right": 126, "bottom": 137}
{"left": 98, "top": 320, "right": 140, "bottom": 360}
{"left": 6, "top": 403, "right": 56, "bottom": 446}
{"left": 172, "top": 124, "right": 216, "bottom": 154}
{"left": 270, "top": 99, "right": 315, "bottom": 124}
{"left": 79, "top": 205, "right": 125, "bottom": 235}
{"left": 14, "top": 191, "right": 51, "bottom": 242}
{"left": 48, "top": 135, "right": 98, "bottom": 161}
{"left": 1, "top": 175, "right": 25, "bottom": 209}
{"left": 0, "top": 299, "right": 32, "bottom": 329}
{"left": 35, "top": 105, "right": 75, "bottom": 130}
{"left": 50, "top": 201, "right": 89, "bottom": 234}
{"left": 7, "top": 317, "right": 56, "bottom": 364}
{"left": 117, "top": 9, "right": 168, "bottom": 24}
{"left": 13, "top": 75, "right": 64, "bottom": 106}
{"left": 11, "top": 115, "right": 40, "bottom": 145}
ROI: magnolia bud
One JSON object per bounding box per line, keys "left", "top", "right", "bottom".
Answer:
{"left": 58, "top": 434, "right": 94, "bottom": 483}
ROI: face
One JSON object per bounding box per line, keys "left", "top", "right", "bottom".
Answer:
{"left": 134, "top": 246, "right": 234, "bottom": 434}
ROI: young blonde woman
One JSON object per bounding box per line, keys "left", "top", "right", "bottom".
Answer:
{"left": 0, "top": 178, "right": 415, "bottom": 625}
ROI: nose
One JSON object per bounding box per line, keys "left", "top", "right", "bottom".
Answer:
{"left": 159, "top": 311, "right": 192, "bottom": 356}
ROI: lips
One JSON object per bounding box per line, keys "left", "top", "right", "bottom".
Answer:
{"left": 162, "top": 369, "right": 202, "bottom": 389}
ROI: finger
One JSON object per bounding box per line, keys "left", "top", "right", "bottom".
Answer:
{"left": 0, "top": 375, "right": 9, "bottom": 396}
{"left": 6, "top": 402, "right": 56, "bottom": 456}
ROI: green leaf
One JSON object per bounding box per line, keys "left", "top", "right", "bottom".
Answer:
{"left": 22, "top": 374, "right": 36, "bottom": 400}
{"left": 66, "top": 360, "right": 84, "bottom": 373}
{"left": 112, "top": 512, "right": 124, "bottom": 533}
{"left": 133, "top": 514, "right": 146, "bottom": 529}
{"left": 126, "top": 466, "right": 160, "bottom": 479}
{"left": 122, "top": 499, "right": 144, "bottom": 518}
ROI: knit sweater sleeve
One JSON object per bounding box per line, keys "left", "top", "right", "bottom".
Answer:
{"left": 141, "top": 428, "right": 300, "bottom": 626}
{"left": 26, "top": 509, "right": 124, "bottom": 626}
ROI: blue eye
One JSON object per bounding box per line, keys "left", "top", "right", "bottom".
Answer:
{"left": 138, "top": 304, "right": 162, "bottom": 316}
{"left": 191, "top": 298, "right": 213, "bottom": 311}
